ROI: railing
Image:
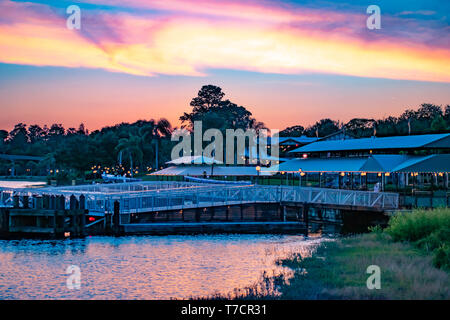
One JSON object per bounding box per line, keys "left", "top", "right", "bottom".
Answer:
{"left": 102, "top": 185, "right": 399, "bottom": 215}
{"left": 0, "top": 183, "right": 399, "bottom": 216}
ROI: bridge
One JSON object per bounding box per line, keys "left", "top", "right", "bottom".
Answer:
{"left": 0, "top": 181, "right": 399, "bottom": 219}
{"left": 0, "top": 154, "right": 44, "bottom": 176}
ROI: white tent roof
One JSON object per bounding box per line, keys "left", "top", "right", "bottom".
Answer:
{"left": 166, "top": 155, "right": 223, "bottom": 165}
{"left": 152, "top": 165, "right": 273, "bottom": 176}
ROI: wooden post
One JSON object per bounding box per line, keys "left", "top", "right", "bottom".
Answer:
{"left": 113, "top": 200, "right": 120, "bottom": 235}
{"left": 43, "top": 195, "right": 49, "bottom": 209}
{"left": 195, "top": 207, "right": 201, "bottom": 222}
{"left": 302, "top": 204, "right": 309, "bottom": 236}
{"left": 49, "top": 196, "right": 56, "bottom": 210}
{"left": 23, "top": 195, "right": 29, "bottom": 209}
{"left": 104, "top": 213, "right": 112, "bottom": 234}
{"left": 53, "top": 210, "right": 58, "bottom": 236}
{"left": 80, "top": 209, "right": 86, "bottom": 237}
{"left": 318, "top": 207, "right": 323, "bottom": 221}
{"left": 210, "top": 206, "right": 215, "bottom": 221}
{"left": 63, "top": 208, "right": 69, "bottom": 236}
{"left": 58, "top": 195, "right": 65, "bottom": 211}
{"left": 0, "top": 209, "right": 10, "bottom": 235}
{"left": 69, "top": 195, "right": 78, "bottom": 210}
{"left": 13, "top": 195, "right": 20, "bottom": 208}
{"left": 79, "top": 194, "right": 86, "bottom": 210}
{"left": 35, "top": 196, "right": 43, "bottom": 209}
{"left": 282, "top": 206, "right": 286, "bottom": 222}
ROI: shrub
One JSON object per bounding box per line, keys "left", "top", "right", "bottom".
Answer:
{"left": 433, "top": 244, "right": 450, "bottom": 271}
{"left": 386, "top": 208, "right": 450, "bottom": 242}
{"left": 386, "top": 208, "right": 450, "bottom": 270}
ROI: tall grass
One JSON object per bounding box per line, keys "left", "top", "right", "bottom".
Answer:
{"left": 386, "top": 208, "right": 450, "bottom": 270}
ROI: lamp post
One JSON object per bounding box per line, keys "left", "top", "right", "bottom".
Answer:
{"left": 256, "top": 165, "right": 261, "bottom": 184}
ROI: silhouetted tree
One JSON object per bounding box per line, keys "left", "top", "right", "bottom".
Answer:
{"left": 279, "top": 125, "right": 304, "bottom": 137}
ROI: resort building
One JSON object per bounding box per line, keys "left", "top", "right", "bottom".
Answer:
{"left": 263, "top": 133, "right": 450, "bottom": 192}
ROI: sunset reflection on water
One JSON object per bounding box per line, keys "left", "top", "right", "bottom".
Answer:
{"left": 0, "top": 234, "right": 323, "bottom": 300}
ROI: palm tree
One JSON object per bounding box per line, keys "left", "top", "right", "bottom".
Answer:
{"left": 140, "top": 118, "right": 172, "bottom": 171}
{"left": 115, "top": 135, "right": 143, "bottom": 176}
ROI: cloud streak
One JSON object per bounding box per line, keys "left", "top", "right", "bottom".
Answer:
{"left": 0, "top": 0, "right": 449, "bottom": 82}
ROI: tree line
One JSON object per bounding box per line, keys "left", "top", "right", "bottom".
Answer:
{"left": 279, "top": 103, "right": 450, "bottom": 138}
{"left": 0, "top": 84, "right": 449, "bottom": 179}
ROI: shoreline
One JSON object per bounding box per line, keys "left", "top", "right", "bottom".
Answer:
{"left": 226, "top": 208, "right": 450, "bottom": 300}
{"left": 275, "top": 232, "right": 449, "bottom": 299}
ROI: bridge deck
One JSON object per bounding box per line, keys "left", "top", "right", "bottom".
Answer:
{"left": 0, "top": 181, "right": 399, "bottom": 217}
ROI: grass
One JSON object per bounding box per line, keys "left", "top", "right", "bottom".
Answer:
{"left": 276, "top": 233, "right": 449, "bottom": 299}
{"left": 203, "top": 208, "right": 450, "bottom": 300}
{"left": 273, "top": 208, "right": 450, "bottom": 299}
{"left": 385, "top": 208, "right": 450, "bottom": 270}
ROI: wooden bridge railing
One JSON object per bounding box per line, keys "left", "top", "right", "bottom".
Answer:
{"left": 0, "top": 184, "right": 399, "bottom": 220}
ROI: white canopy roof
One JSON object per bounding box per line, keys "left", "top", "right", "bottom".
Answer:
{"left": 166, "top": 155, "right": 223, "bottom": 165}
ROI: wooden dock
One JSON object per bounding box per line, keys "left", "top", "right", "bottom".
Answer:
{"left": 0, "top": 194, "right": 86, "bottom": 238}
{"left": 121, "top": 221, "right": 307, "bottom": 235}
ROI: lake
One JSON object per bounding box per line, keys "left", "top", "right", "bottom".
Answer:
{"left": 0, "top": 180, "right": 46, "bottom": 189}
{"left": 0, "top": 234, "right": 322, "bottom": 300}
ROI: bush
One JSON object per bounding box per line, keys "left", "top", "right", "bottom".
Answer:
{"left": 386, "top": 208, "right": 450, "bottom": 270}
{"left": 433, "top": 244, "right": 450, "bottom": 271}
{"left": 386, "top": 208, "right": 450, "bottom": 242}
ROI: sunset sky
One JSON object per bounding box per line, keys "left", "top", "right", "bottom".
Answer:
{"left": 1, "top": 0, "right": 449, "bottom": 132}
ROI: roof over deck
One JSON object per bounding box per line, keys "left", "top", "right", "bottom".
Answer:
{"left": 290, "top": 133, "right": 450, "bottom": 153}
{"left": 262, "top": 154, "right": 450, "bottom": 173}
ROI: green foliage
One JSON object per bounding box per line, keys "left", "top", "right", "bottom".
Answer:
{"left": 368, "top": 225, "right": 383, "bottom": 234}
{"left": 386, "top": 209, "right": 450, "bottom": 242}
{"left": 179, "top": 85, "right": 264, "bottom": 132}
{"left": 433, "top": 244, "right": 450, "bottom": 271}
{"left": 279, "top": 125, "right": 304, "bottom": 137}
{"left": 386, "top": 208, "right": 450, "bottom": 270}
{"left": 431, "top": 115, "right": 447, "bottom": 132}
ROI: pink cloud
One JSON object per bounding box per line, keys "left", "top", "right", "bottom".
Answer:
{"left": 0, "top": 0, "right": 449, "bottom": 82}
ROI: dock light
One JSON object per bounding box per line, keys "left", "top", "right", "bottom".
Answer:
{"left": 298, "top": 169, "right": 302, "bottom": 172}
{"left": 88, "top": 217, "right": 96, "bottom": 222}
{"left": 377, "top": 173, "right": 382, "bottom": 177}
{"left": 281, "top": 171, "right": 285, "bottom": 175}
{"left": 385, "top": 173, "right": 390, "bottom": 177}
{"left": 64, "top": 232, "right": 70, "bottom": 237}
{"left": 439, "top": 173, "right": 444, "bottom": 177}
{"left": 361, "top": 172, "right": 367, "bottom": 176}
{"left": 256, "top": 166, "right": 261, "bottom": 172}
{"left": 302, "top": 153, "right": 308, "bottom": 159}
{"left": 340, "top": 172, "right": 345, "bottom": 177}
{"left": 300, "top": 172, "right": 305, "bottom": 176}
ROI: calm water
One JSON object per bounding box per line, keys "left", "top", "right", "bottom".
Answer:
{"left": 0, "top": 180, "right": 46, "bottom": 188}
{"left": 0, "top": 234, "right": 322, "bottom": 300}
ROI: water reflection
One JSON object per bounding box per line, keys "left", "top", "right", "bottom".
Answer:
{"left": 0, "top": 234, "right": 322, "bottom": 300}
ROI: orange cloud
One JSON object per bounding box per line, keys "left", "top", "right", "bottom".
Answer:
{"left": 0, "top": 0, "right": 449, "bottom": 82}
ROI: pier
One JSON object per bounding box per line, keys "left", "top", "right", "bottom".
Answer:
{"left": 0, "top": 181, "right": 399, "bottom": 237}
